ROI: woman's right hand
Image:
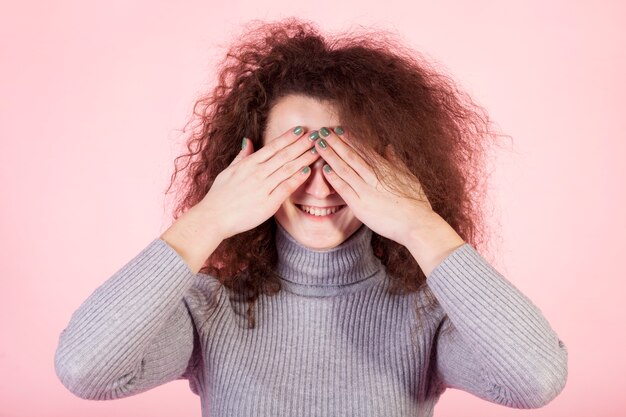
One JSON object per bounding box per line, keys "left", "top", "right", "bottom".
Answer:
{"left": 197, "top": 126, "right": 321, "bottom": 240}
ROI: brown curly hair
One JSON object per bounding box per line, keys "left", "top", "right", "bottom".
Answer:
{"left": 163, "top": 17, "right": 510, "bottom": 329}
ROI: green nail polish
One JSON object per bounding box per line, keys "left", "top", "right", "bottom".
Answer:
{"left": 323, "top": 164, "right": 332, "bottom": 173}
{"left": 301, "top": 166, "right": 310, "bottom": 174}
{"left": 334, "top": 126, "right": 344, "bottom": 135}
{"left": 241, "top": 137, "right": 247, "bottom": 149}
{"left": 320, "top": 127, "right": 330, "bottom": 137}
{"left": 318, "top": 139, "right": 327, "bottom": 148}
{"left": 293, "top": 126, "right": 303, "bottom": 135}
{"left": 310, "top": 147, "right": 317, "bottom": 154}
{"left": 309, "top": 130, "right": 320, "bottom": 141}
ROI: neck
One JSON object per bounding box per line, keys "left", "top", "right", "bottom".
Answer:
{"left": 274, "top": 221, "right": 384, "bottom": 297}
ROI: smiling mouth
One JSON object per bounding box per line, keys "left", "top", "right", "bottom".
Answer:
{"left": 295, "top": 204, "right": 347, "bottom": 217}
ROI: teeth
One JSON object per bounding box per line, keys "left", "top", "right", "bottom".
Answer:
{"left": 298, "top": 204, "right": 344, "bottom": 216}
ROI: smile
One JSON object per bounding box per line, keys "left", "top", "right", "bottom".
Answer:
{"left": 295, "top": 204, "right": 347, "bottom": 217}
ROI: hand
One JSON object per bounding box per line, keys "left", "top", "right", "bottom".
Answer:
{"left": 198, "top": 126, "right": 320, "bottom": 239}
{"left": 314, "top": 127, "right": 435, "bottom": 246}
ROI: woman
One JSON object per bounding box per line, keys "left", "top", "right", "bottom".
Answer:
{"left": 54, "top": 18, "right": 568, "bottom": 416}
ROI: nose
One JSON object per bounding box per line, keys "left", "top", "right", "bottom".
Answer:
{"left": 302, "top": 157, "right": 337, "bottom": 199}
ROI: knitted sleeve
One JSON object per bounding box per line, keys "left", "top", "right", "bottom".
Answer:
{"left": 426, "top": 243, "right": 568, "bottom": 409}
{"left": 54, "top": 238, "right": 206, "bottom": 400}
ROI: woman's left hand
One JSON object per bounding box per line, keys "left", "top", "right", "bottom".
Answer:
{"left": 314, "top": 126, "right": 437, "bottom": 247}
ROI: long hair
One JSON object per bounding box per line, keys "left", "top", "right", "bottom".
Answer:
{"left": 164, "top": 18, "right": 509, "bottom": 329}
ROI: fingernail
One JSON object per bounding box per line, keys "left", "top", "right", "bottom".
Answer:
{"left": 323, "top": 164, "right": 332, "bottom": 173}
{"left": 334, "top": 126, "right": 344, "bottom": 135}
{"left": 319, "top": 127, "right": 330, "bottom": 137}
{"left": 241, "top": 137, "right": 247, "bottom": 149}
{"left": 293, "top": 126, "right": 303, "bottom": 135}
{"left": 310, "top": 146, "right": 317, "bottom": 154}
{"left": 309, "top": 130, "right": 320, "bottom": 141}
{"left": 318, "top": 139, "right": 327, "bottom": 149}
{"left": 301, "top": 166, "right": 310, "bottom": 174}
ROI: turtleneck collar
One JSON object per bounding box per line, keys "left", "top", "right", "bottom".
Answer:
{"left": 274, "top": 221, "right": 384, "bottom": 297}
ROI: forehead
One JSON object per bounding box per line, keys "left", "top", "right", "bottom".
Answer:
{"left": 263, "top": 94, "right": 340, "bottom": 145}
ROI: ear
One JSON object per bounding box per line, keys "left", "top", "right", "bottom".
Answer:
{"left": 383, "top": 144, "right": 412, "bottom": 176}
{"left": 384, "top": 144, "right": 399, "bottom": 160}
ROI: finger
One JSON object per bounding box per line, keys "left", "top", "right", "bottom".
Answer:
{"left": 229, "top": 136, "right": 254, "bottom": 166}
{"left": 315, "top": 127, "right": 376, "bottom": 188}
{"left": 334, "top": 127, "right": 369, "bottom": 161}
{"left": 319, "top": 162, "right": 361, "bottom": 206}
{"left": 313, "top": 130, "right": 365, "bottom": 200}
{"left": 329, "top": 127, "right": 379, "bottom": 185}
{"left": 268, "top": 152, "right": 318, "bottom": 201}
{"left": 260, "top": 129, "right": 322, "bottom": 179}
{"left": 248, "top": 125, "right": 307, "bottom": 165}
{"left": 266, "top": 140, "right": 320, "bottom": 194}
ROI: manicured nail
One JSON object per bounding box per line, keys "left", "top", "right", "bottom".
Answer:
{"left": 319, "top": 127, "right": 330, "bottom": 137}
{"left": 293, "top": 126, "right": 303, "bottom": 135}
{"left": 323, "top": 164, "right": 332, "bottom": 173}
{"left": 309, "top": 130, "right": 320, "bottom": 141}
{"left": 310, "top": 146, "right": 317, "bottom": 154}
{"left": 301, "top": 166, "right": 310, "bottom": 174}
{"left": 241, "top": 137, "right": 247, "bottom": 149}
{"left": 318, "top": 139, "right": 327, "bottom": 149}
{"left": 334, "top": 126, "right": 344, "bottom": 135}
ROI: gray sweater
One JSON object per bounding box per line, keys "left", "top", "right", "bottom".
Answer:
{"left": 54, "top": 222, "right": 568, "bottom": 416}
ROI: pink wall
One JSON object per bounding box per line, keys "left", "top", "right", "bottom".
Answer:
{"left": 1, "top": 0, "right": 624, "bottom": 416}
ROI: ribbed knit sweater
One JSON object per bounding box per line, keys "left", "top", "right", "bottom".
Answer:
{"left": 54, "top": 222, "right": 568, "bottom": 416}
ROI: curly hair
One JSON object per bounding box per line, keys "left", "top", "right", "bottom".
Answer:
{"left": 163, "top": 17, "right": 509, "bottom": 329}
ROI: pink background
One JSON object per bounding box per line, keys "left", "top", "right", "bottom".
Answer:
{"left": 1, "top": 1, "right": 624, "bottom": 416}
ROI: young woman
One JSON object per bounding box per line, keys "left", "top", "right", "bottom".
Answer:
{"left": 54, "top": 18, "right": 568, "bottom": 417}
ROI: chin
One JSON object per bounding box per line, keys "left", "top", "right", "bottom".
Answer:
{"left": 274, "top": 202, "right": 363, "bottom": 250}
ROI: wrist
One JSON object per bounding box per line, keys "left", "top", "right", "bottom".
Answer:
{"left": 404, "top": 211, "right": 466, "bottom": 278}
{"left": 159, "top": 203, "right": 226, "bottom": 274}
